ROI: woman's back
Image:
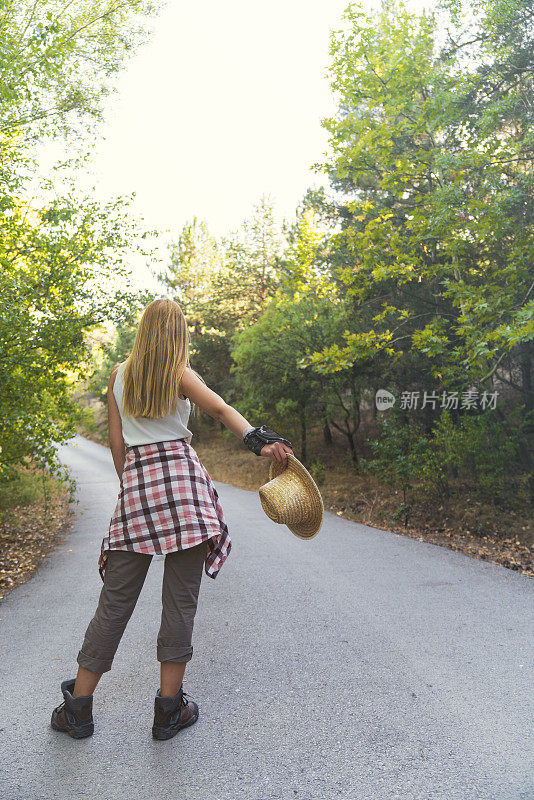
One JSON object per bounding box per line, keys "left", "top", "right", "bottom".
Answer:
{"left": 113, "top": 361, "right": 193, "bottom": 446}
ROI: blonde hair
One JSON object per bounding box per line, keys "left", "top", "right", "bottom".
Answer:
{"left": 121, "top": 298, "right": 203, "bottom": 419}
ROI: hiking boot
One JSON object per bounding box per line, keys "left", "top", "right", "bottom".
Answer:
{"left": 152, "top": 684, "right": 199, "bottom": 740}
{"left": 51, "top": 678, "right": 94, "bottom": 739}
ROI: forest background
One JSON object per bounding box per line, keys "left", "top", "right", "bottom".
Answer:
{"left": 1, "top": 0, "right": 532, "bottom": 596}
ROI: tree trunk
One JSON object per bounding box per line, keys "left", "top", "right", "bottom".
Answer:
{"left": 423, "top": 398, "right": 434, "bottom": 435}
{"left": 350, "top": 381, "right": 361, "bottom": 434}
{"left": 299, "top": 404, "right": 307, "bottom": 464}
{"left": 320, "top": 404, "right": 332, "bottom": 446}
{"left": 346, "top": 426, "right": 358, "bottom": 467}
{"left": 349, "top": 368, "right": 361, "bottom": 466}
{"left": 330, "top": 419, "right": 358, "bottom": 467}
{"left": 517, "top": 346, "right": 534, "bottom": 502}
{"left": 521, "top": 340, "right": 533, "bottom": 433}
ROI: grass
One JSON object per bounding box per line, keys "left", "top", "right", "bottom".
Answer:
{"left": 0, "top": 467, "right": 66, "bottom": 509}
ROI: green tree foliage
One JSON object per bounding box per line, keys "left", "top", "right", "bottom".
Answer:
{"left": 0, "top": 0, "right": 158, "bottom": 481}
{"left": 315, "top": 0, "right": 533, "bottom": 405}
{"left": 0, "top": 189, "right": 148, "bottom": 479}
{"left": 230, "top": 293, "right": 342, "bottom": 463}
{"left": 226, "top": 197, "right": 360, "bottom": 464}
{"left": 363, "top": 405, "right": 528, "bottom": 523}
{"left": 88, "top": 320, "right": 139, "bottom": 402}
{"left": 85, "top": 0, "right": 532, "bottom": 517}
{"left": 270, "top": 198, "right": 368, "bottom": 463}
{"left": 237, "top": 194, "right": 283, "bottom": 309}
{"left": 0, "top": 0, "right": 156, "bottom": 140}
{"left": 159, "top": 198, "right": 284, "bottom": 401}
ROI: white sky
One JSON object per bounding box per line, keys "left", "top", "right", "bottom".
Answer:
{"left": 92, "top": 0, "right": 352, "bottom": 241}
{"left": 43, "top": 0, "right": 437, "bottom": 290}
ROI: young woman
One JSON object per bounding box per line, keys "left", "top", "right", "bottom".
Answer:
{"left": 51, "top": 298, "right": 293, "bottom": 740}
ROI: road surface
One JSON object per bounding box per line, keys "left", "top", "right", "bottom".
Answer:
{"left": 0, "top": 435, "right": 533, "bottom": 800}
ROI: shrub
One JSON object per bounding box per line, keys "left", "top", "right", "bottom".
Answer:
{"left": 309, "top": 459, "right": 326, "bottom": 485}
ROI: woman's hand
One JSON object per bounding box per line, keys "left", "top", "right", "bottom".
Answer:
{"left": 260, "top": 441, "right": 294, "bottom": 464}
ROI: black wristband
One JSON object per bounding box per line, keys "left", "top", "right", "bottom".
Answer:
{"left": 243, "top": 425, "right": 292, "bottom": 456}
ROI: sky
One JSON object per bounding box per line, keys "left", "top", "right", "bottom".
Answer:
{"left": 42, "top": 0, "right": 437, "bottom": 290}
{"left": 90, "top": 0, "right": 353, "bottom": 241}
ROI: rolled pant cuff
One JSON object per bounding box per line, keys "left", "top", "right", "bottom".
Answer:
{"left": 157, "top": 645, "right": 193, "bottom": 663}
{"left": 77, "top": 648, "right": 113, "bottom": 674}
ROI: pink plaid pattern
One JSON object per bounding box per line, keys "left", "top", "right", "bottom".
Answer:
{"left": 98, "top": 439, "right": 232, "bottom": 582}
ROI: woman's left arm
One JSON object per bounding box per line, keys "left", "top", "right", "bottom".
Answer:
{"left": 107, "top": 366, "right": 126, "bottom": 479}
{"left": 180, "top": 367, "right": 294, "bottom": 464}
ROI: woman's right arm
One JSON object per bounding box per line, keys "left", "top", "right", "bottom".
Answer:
{"left": 107, "top": 366, "right": 126, "bottom": 479}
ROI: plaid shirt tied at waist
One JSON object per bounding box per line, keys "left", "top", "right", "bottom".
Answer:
{"left": 98, "top": 439, "right": 232, "bottom": 582}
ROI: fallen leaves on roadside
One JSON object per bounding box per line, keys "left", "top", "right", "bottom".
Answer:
{"left": 0, "top": 496, "right": 72, "bottom": 600}
{"left": 370, "top": 523, "right": 533, "bottom": 577}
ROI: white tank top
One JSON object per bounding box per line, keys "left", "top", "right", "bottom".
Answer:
{"left": 112, "top": 361, "right": 194, "bottom": 446}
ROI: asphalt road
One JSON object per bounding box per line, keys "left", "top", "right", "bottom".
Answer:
{"left": 0, "top": 435, "right": 533, "bottom": 800}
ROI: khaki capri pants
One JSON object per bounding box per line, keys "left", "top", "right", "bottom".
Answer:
{"left": 77, "top": 542, "right": 206, "bottom": 674}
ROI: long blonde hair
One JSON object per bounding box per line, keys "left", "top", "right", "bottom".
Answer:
{"left": 122, "top": 298, "right": 203, "bottom": 419}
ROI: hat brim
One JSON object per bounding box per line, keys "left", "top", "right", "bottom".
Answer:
{"left": 264, "top": 453, "right": 324, "bottom": 539}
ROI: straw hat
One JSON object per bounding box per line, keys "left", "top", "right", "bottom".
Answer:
{"left": 258, "top": 453, "right": 324, "bottom": 539}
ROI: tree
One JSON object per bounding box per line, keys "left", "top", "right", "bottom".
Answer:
{"left": 0, "top": 1, "right": 156, "bottom": 141}
{"left": 159, "top": 198, "right": 285, "bottom": 402}
{"left": 0, "top": 0, "right": 159, "bottom": 479}
{"left": 230, "top": 286, "right": 355, "bottom": 464}
{"left": 315, "top": 0, "right": 533, "bottom": 399}
{"left": 0, "top": 190, "right": 148, "bottom": 478}
{"left": 240, "top": 194, "right": 283, "bottom": 307}
{"left": 88, "top": 319, "right": 140, "bottom": 402}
